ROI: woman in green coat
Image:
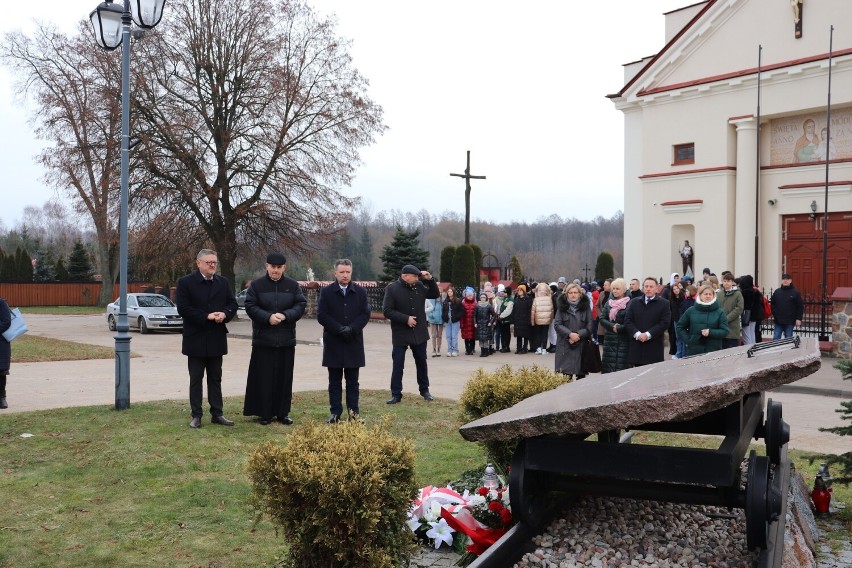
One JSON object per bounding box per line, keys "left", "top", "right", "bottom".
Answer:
{"left": 676, "top": 285, "right": 729, "bottom": 356}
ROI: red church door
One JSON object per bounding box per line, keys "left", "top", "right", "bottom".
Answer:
{"left": 782, "top": 212, "right": 852, "bottom": 294}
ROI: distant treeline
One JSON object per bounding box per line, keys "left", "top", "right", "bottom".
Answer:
{"left": 275, "top": 208, "right": 624, "bottom": 284}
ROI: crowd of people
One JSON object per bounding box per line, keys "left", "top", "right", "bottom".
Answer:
{"left": 119, "top": 249, "right": 806, "bottom": 430}
{"left": 416, "top": 267, "right": 804, "bottom": 383}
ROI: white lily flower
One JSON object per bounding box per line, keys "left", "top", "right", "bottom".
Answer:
{"left": 425, "top": 518, "right": 455, "bottom": 549}
{"left": 424, "top": 500, "right": 443, "bottom": 522}
{"left": 406, "top": 516, "right": 422, "bottom": 533}
{"left": 501, "top": 488, "right": 511, "bottom": 507}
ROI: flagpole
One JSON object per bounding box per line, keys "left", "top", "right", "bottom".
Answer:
{"left": 754, "top": 45, "right": 762, "bottom": 284}
{"left": 820, "top": 26, "right": 833, "bottom": 342}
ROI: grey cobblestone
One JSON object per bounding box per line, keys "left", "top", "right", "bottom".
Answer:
{"left": 815, "top": 517, "right": 852, "bottom": 568}
{"left": 409, "top": 546, "right": 461, "bottom": 567}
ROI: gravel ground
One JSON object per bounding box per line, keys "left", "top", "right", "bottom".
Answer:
{"left": 514, "top": 497, "right": 758, "bottom": 568}
{"left": 411, "top": 497, "right": 850, "bottom": 568}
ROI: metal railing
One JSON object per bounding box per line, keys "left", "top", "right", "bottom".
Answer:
{"left": 759, "top": 289, "right": 833, "bottom": 341}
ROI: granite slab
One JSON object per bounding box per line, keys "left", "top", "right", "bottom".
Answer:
{"left": 459, "top": 339, "right": 821, "bottom": 442}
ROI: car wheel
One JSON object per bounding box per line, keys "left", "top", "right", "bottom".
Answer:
{"left": 139, "top": 317, "right": 149, "bottom": 334}
{"left": 108, "top": 314, "right": 117, "bottom": 331}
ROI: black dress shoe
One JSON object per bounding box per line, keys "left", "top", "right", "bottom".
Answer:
{"left": 0, "top": 397, "right": 7, "bottom": 409}
{"left": 386, "top": 395, "right": 402, "bottom": 404}
{"left": 279, "top": 416, "right": 294, "bottom": 425}
{"left": 189, "top": 416, "right": 201, "bottom": 428}
{"left": 211, "top": 415, "right": 235, "bottom": 426}
{"left": 421, "top": 391, "right": 434, "bottom": 402}
{"left": 327, "top": 414, "right": 341, "bottom": 424}
{"left": 259, "top": 418, "right": 273, "bottom": 425}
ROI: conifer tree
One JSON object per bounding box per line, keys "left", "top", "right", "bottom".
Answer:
{"left": 439, "top": 245, "right": 456, "bottom": 283}
{"left": 451, "top": 244, "right": 477, "bottom": 289}
{"left": 817, "top": 359, "right": 852, "bottom": 485}
{"left": 15, "top": 247, "right": 33, "bottom": 282}
{"left": 33, "top": 247, "right": 57, "bottom": 282}
{"left": 595, "top": 251, "right": 615, "bottom": 282}
{"left": 68, "top": 241, "right": 94, "bottom": 281}
{"left": 55, "top": 258, "right": 70, "bottom": 281}
{"left": 508, "top": 255, "right": 524, "bottom": 283}
{"left": 355, "top": 226, "right": 375, "bottom": 280}
{"left": 2, "top": 254, "right": 16, "bottom": 281}
{"left": 378, "top": 227, "right": 429, "bottom": 281}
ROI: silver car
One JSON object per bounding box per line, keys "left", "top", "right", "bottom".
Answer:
{"left": 106, "top": 293, "right": 183, "bottom": 333}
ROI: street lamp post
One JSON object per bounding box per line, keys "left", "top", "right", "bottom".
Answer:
{"left": 90, "top": 0, "right": 166, "bottom": 410}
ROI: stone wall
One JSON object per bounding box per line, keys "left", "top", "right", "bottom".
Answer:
{"left": 831, "top": 287, "right": 852, "bottom": 359}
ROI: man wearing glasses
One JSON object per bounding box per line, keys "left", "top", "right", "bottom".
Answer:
{"left": 176, "top": 249, "right": 239, "bottom": 429}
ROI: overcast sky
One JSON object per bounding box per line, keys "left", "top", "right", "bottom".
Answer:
{"left": 0, "top": 1, "right": 690, "bottom": 228}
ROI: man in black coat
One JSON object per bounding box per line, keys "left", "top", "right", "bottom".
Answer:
{"left": 382, "top": 264, "right": 439, "bottom": 404}
{"left": 317, "top": 259, "right": 371, "bottom": 423}
{"left": 624, "top": 277, "right": 671, "bottom": 366}
{"left": 176, "top": 249, "right": 239, "bottom": 428}
{"left": 771, "top": 273, "right": 804, "bottom": 339}
{"left": 0, "top": 298, "right": 11, "bottom": 409}
{"left": 242, "top": 252, "right": 307, "bottom": 425}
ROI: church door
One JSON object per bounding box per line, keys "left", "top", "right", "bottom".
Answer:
{"left": 782, "top": 212, "right": 852, "bottom": 294}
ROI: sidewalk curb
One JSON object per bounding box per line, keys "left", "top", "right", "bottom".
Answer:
{"left": 771, "top": 385, "right": 851, "bottom": 399}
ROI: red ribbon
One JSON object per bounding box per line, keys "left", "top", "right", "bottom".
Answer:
{"left": 440, "top": 507, "right": 506, "bottom": 552}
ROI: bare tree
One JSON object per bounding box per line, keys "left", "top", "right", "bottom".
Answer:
{"left": 130, "top": 0, "right": 385, "bottom": 288}
{"left": 2, "top": 22, "right": 122, "bottom": 304}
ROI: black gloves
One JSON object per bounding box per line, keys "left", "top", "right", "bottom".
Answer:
{"left": 338, "top": 325, "right": 353, "bottom": 341}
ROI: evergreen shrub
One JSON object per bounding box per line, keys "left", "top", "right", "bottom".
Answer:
{"left": 247, "top": 418, "right": 418, "bottom": 568}
{"left": 458, "top": 364, "right": 570, "bottom": 469}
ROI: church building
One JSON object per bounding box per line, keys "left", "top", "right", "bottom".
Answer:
{"left": 610, "top": 0, "right": 851, "bottom": 294}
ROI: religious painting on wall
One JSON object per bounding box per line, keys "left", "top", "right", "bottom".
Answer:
{"left": 769, "top": 107, "right": 852, "bottom": 165}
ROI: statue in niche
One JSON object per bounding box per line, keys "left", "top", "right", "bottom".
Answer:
{"left": 679, "top": 240, "right": 694, "bottom": 277}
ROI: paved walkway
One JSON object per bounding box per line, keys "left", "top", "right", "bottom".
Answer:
{"left": 4, "top": 313, "right": 849, "bottom": 454}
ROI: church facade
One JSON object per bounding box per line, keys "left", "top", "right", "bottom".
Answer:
{"left": 610, "top": 0, "right": 851, "bottom": 293}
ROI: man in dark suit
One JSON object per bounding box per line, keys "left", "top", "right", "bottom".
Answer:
{"left": 176, "top": 248, "right": 239, "bottom": 428}
{"left": 624, "top": 276, "right": 671, "bottom": 366}
{"left": 316, "top": 259, "right": 371, "bottom": 423}
{"left": 382, "top": 264, "right": 439, "bottom": 404}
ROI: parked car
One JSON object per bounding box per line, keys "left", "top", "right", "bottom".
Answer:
{"left": 236, "top": 288, "right": 248, "bottom": 309}
{"left": 106, "top": 293, "right": 183, "bottom": 333}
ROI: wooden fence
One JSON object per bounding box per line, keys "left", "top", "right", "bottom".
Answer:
{"left": 0, "top": 282, "right": 151, "bottom": 307}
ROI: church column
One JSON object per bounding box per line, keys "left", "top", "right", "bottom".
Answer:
{"left": 622, "top": 108, "right": 644, "bottom": 279}
{"left": 730, "top": 116, "right": 758, "bottom": 277}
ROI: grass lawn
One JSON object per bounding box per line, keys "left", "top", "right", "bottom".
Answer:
{"left": 20, "top": 307, "right": 105, "bottom": 315}
{"left": 0, "top": 391, "right": 485, "bottom": 567}
{"left": 11, "top": 335, "right": 117, "bottom": 363}
{"left": 1, "top": 391, "right": 849, "bottom": 567}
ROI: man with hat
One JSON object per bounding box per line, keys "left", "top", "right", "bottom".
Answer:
{"left": 770, "top": 273, "right": 804, "bottom": 339}
{"left": 176, "top": 248, "right": 239, "bottom": 429}
{"left": 382, "top": 264, "right": 439, "bottom": 404}
{"left": 242, "top": 252, "right": 307, "bottom": 425}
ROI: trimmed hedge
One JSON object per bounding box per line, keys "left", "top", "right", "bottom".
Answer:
{"left": 247, "top": 418, "right": 418, "bottom": 567}
{"left": 458, "top": 364, "right": 570, "bottom": 469}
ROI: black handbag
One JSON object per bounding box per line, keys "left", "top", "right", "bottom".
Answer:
{"left": 740, "top": 309, "right": 751, "bottom": 327}
{"left": 581, "top": 339, "right": 602, "bottom": 374}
